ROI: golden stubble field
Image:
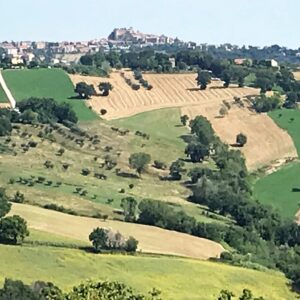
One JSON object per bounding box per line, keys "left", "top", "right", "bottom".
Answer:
{"left": 10, "top": 203, "right": 224, "bottom": 260}
{"left": 70, "top": 71, "right": 297, "bottom": 170}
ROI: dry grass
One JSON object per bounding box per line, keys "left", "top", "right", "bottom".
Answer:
{"left": 181, "top": 103, "right": 297, "bottom": 170}
{"left": 69, "top": 71, "right": 297, "bottom": 170}
{"left": 10, "top": 203, "right": 224, "bottom": 260}
{"left": 293, "top": 71, "right": 300, "bottom": 81}
{"left": 69, "top": 72, "right": 259, "bottom": 120}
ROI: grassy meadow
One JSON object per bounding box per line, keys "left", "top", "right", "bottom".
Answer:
{"left": 0, "top": 84, "right": 8, "bottom": 103}
{"left": 254, "top": 109, "right": 300, "bottom": 219}
{"left": 254, "top": 161, "right": 300, "bottom": 219}
{"left": 0, "top": 230, "right": 295, "bottom": 300}
{"left": 0, "top": 108, "right": 226, "bottom": 224}
{"left": 2, "top": 68, "right": 97, "bottom": 121}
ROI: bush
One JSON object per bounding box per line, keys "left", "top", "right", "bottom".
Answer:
{"left": 81, "top": 168, "right": 90, "bottom": 176}
{"left": 11, "top": 191, "right": 25, "bottom": 204}
{"left": 132, "top": 84, "right": 140, "bottom": 91}
{"left": 153, "top": 160, "right": 167, "bottom": 170}
{"left": 0, "top": 215, "right": 29, "bottom": 245}
{"left": 100, "top": 109, "right": 107, "bottom": 115}
{"left": 89, "top": 228, "right": 138, "bottom": 253}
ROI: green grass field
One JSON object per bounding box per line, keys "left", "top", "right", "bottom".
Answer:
{"left": 108, "top": 108, "right": 187, "bottom": 163}
{"left": 254, "top": 109, "right": 300, "bottom": 219}
{"left": 269, "top": 109, "right": 300, "bottom": 155}
{"left": 254, "top": 161, "right": 300, "bottom": 219}
{"left": 0, "top": 84, "right": 8, "bottom": 103}
{"left": 2, "top": 68, "right": 97, "bottom": 121}
{"left": 0, "top": 233, "right": 294, "bottom": 300}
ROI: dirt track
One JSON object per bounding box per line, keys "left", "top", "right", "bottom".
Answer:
{"left": 10, "top": 203, "right": 224, "bottom": 260}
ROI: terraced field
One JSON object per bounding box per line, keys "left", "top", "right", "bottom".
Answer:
{"left": 69, "top": 72, "right": 259, "bottom": 120}
{"left": 70, "top": 71, "right": 297, "bottom": 170}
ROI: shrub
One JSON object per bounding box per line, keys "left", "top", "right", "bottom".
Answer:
{"left": 0, "top": 215, "right": 29, "bottom": 245}
{"left": 11, "top": 191, "right": 25, "bottom": 204}
{"left": 132, "top": 84, "right": 140, "bottom": 91}
{"left": 81, "top": 168, "right": 91, "bottom": 176}
{"left": 236, "top": 133, "right": 247, "bottom": 147}
{"left": 153, "top": 160, "right": 167, "bottom": 170}
{"left": 100, "top": 109, "right": 107, "bottom": 115}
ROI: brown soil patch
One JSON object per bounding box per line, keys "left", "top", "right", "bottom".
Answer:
{"left": 69, "top": 72, "right": 259, "bottom": 120}
{"left": 181, "top": 103, "right": 297, "bottom": 170}
{"left": 10, "top": 203, "right": 224, "bottom": 260}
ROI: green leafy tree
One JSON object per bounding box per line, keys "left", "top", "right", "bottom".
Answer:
{"left": 169, "top": 160, "right": 185, "bottom": 180}
{"left": 74, "top": 82, "right": 96, "bottom": 99}
{"left": 121, "top": 197, "right": 137, "bottom": 222}
{"left": 236, "top": 133, "right": 247, "bottom": 147}
{"left": 190, "top": 116, "right": 215, "bottom": 145}
{"left": 89, "top": 227, "right": 108, "bottom": 252}
{"left": 99, "top": 82, "right": 113, "bottom": 96}
{"left": 0, "top": 188, "right": 11, "bottom": 218}
{"left": 0, "top": 279, "right": 39, "bottom": 300}
{"left": 129, "top": 153, "right": 151, "bottom": 176}
{"left": 0, "top": 116, "right": 12, "bottom": 137}
{"left": 180, "top": 114, "right": 189, "bottom": 126}
{"left": 221, "top": 70, "right": 231, "bottom": 88}
{"left": 185, "top": 142, "right": 209, "bottom": 162}
{"left": 0, "top": 215, "right": 29, "bottom": 245}
{"left": 125, "top": 236, "right": 139, "bottom": 252}
{"left": 12, "top": 191, "right": 25, "bottom": 204}
{"left": 218, "top": 290, "right": 235, "bottom": 300}
{"left": 196, "top": 70, "right": 211, "bottom": 90}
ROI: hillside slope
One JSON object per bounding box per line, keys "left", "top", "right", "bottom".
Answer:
{"left": 9, "top": 203, "right": 224, "bottom": 260}
{"left": 2, "top": 69, "right": 97, "bottom": 121}
{"left": 70, "top": 71, "right": 297, "bottom": 170}
{"left": 0, "top": 243, "right": 294, "bottom": 300}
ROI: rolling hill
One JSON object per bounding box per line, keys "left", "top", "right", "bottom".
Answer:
{"left": 2, "top": 68, "right": 97, "bottom": 121}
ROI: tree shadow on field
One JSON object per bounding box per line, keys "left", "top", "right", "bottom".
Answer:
{"left": 179, "top": 134, "right": 194, "bottom": 144}
{"left": 68, "top": 96, "right": 85, "bottom": 100}
{"left": 186, "top": 87, "right": 200, "bottom": 92}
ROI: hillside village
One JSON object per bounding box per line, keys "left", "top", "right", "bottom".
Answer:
{"left": 1, "top": 27, "right": 300, "bottom": 68}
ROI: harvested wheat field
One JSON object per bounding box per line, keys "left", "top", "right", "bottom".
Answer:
{"left": 181, "top": 102, "right": 297, "bottom": 170}
{"left": 10, "top": 203, "right": 224, "bottom": 259}
{"left": 69, "top": 72, "right": 259, "bottom": 120}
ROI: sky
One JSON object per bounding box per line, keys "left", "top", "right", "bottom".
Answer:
{"left": 0, "top": 0, "right": 299, "bottom": 48}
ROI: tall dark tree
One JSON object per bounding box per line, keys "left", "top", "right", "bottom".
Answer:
{"left": 75, "top": 82, "right": 96, "bottom": 99}
{"left": 121, "top": 197, "right": 137, "bottom": 222}
{"left": 196, "top": 70, "right": 211, "bottom": 90}
{"left": 99, "top": 82, "right": 113, "bottom": 96}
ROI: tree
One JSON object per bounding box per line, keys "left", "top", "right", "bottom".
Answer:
{"left": 129, "top": 153, "right": 151, "bottom": 176}
{"left": 196, "top": 70, "right": 211, "bottom": 90}
{"left": 236, "top": 133, "right": 247, "bottom": 147}
{"left": 0, "top": 279, "right": 39, "bottom": 300}
{"left": 0, "top": 188, "right": 11, "bottom": 219}
{"left": 218, "top": 290, "right": 235, "bottom": 300}
{"left": 125, "top": 236, "right": 139, "bottom": 252}
{"left": 169, "top": 160, "right": 185, "bottom": 180}
{"left": 0, "top": 116, "right": 12, "bottom": 137}
{"left": 190, "top": 116, "right": 215, "bottom": 145}
{"left": 180, "top": 115, "right": 189, "bottom": 126}
{"left": 74, "top": 82, "right": 96, "bottom": 99}
{"left": 99, "top": 82, "right": 113, "bottom": 96}
{"left": 89, "top": 227, "right": 108, "bottom": 252}
{"left": 185, "top": 142, "right": 209, "bottom": 162}
{"left": 219, "top": 106, "right": 228, "bottom": 117}
{"left": 0, "top": 215, "right": 29, "bottom": 245}
{"left": 11, "top": 191, "right": 25, "bottom": 204}
{"left": 221, "top": 70, "right": 231, "bottom": 88}
{"left": 121, "top": 197, "right": 137, "bottom": 222}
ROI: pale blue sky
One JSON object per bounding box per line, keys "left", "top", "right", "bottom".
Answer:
{"left": 1, "top": 0, "right": 299, "bottom": 48}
